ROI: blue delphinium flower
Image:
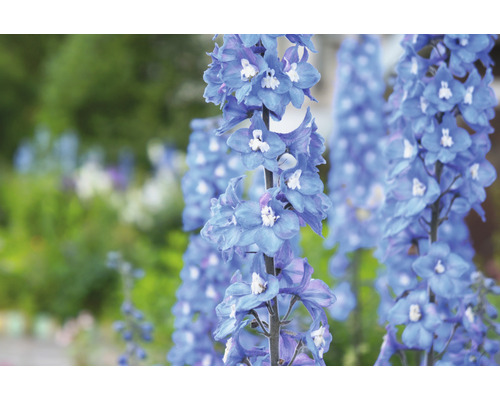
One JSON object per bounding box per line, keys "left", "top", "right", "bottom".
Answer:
{"left": 374, "top": 34, "right": 499, "bottom": 366}
{"left": 107, "top": 252, "right": 153, "bottom": 366}
{"left": 202, "top": 34, "right": 336, "bottom": 366}
{"left": 325, "top": 35, "right": 387, "bottom": 336}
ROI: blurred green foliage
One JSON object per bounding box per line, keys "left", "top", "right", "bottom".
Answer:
{"left": 0, "top": 168, "right": 187, "bottom": 361}
{"left": 300, "top": 226, "right": 386, "bottom": 366}
{"left": 0, "top": 35, "right": 64, "bottom": 161}
{"left": 0, "top": 34, "right": 217, "bottom": 165}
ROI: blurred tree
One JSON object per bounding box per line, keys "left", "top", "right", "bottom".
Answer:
{"left": 37, "top": 34, "right": 217, "bottom": 165}
{"left": 0, "top": 35, "right": 64, "bottom": 163}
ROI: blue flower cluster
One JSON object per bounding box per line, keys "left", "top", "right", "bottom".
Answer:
{"left": 107, "top": 252, "right": 153, "bottom": 366}
{"left": 181, "top": 118, "right": 244, "bottom": 231}
{"left": 374, "top": 34, "right": 499, "bottom": 366}
{"left": 325, "top": 35, "right": 387, "bottom": 322}
{"left": 168, "top": 118, "right": 247, "bottom": 365}
{"left": 202, "top": 34, "right": 336, "bottom": 366}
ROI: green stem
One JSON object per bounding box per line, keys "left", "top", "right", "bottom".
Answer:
{"left": 424, "top": 161, "right": 443, "bottom": 366}
{"left": 262, "top": 105, "right": 280, "bottom": 366}
{"left": 351, "top": 250, "right": 362, "bottom": 365}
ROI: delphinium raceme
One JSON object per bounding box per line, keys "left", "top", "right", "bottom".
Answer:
{"left": 325, "top": 35, "right": 387, "bottom": 363}
{"left": 107, "top": 251, "right": 153, "bottom": 366}
{"left": 374, "top": 34, "right": 499, "bottom": 366}
{"left": 201, "top": 34, "right": 336, "bottom": 366}
{"left": 168, "top": 117, "right": 246, "bottom": 366}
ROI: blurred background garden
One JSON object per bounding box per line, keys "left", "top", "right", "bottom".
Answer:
{"left": 1, "top": 34, "right": 499, "bottom": 366}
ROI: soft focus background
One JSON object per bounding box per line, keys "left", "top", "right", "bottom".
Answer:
{"left": 0, "top": 34, "right": 499, "bottom": 366}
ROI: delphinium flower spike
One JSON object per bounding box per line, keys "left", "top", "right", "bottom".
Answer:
{"left": 202, "top": 34, "right": 335, "bottom": 366}
{"left": 374, "top": 34, "right": 499, "bottom": 366}
{"left": 325, "top": 35, "right": 387, "bottom": 363}
{"left": 107, "top": 251, "right": 153, "bottom": 366}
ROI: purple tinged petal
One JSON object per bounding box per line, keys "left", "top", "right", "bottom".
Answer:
{"left": 273, "top": 209, "right": 300, "bottom": 240}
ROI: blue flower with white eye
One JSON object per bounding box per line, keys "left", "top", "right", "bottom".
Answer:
{"left": 221, "top": 320, "right": 267, "bottom": 366}
{"left": 220, "top": 36, "right": 267, "bottom": 104}
{"left": 385, "top": 130, "right": 418, "bottom": 178}
{"left": 396, "top": 45, "right": 429, "bottom": 83}
{"left": 387, "top": 290, "right": 441, "bottom": 350}
{"left": 281, "top": 45, "right": 320, "bottom": 108}
{"left": 423, "top": 64, "right": 465, "bottom": 112}
{"left": 280, "top": 156, "right": 324, "bottom": 213}
{"left": 421, "top": 113, "right": 472, "bottom": 165}
{"left": 303, "top": 320, "right": 332, "bottom": 366}
{"left": 224, "top": 257, "right": 280, "bottom": 314}
{"left": 444, "top": 34, "right": 495, "bottom": 77}
{"left": 412, "top": 242, "right": 470, "bottom": 299}
{"left": 400, "top": 81, "right": 438, "bottom": 134}
{"left": 390, "top": 163, "right": 440, "bottom": 220}
{"left": 458, "top": 68, "right": 498, "bottom": 129}
{"left": 233, "top": 191, "right": 300, "bottom": 256}
{"left": 227, "top": 113, "right": 286, "bottom": 172}
{"left": 253, "top": 49, "right": 293, "bottom": 119}
{"left": 458, "top": 158, "right": 496, "bottom": 220}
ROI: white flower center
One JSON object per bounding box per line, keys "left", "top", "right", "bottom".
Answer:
{"left": 287, "top": 169, "right": 302, "bottom": 190}
{"left": 209, "top": 137, "right": 220, "bottom": 152}
{"left": 410, "top": 57, "right": 418, "bottom": 75}
{"left": 439, "top": 81, "right": 453, "bottom": 100}
{"left": 251, "top": 272, "right": 267, "bottom": 295}
{"left": 197, "top": 180, "right": 209, "bottom": 194}
{"left": 412, "top": 178, "right": 426, "bottom": 197}
{"left": 261, "top": 69, "right": 280, "bottom": 90}
{"left": 195, "top": 152, "right": 206, "bottom": 165}
{"left": 464, "top": 86, "right": 474, "bottom": 105}
{"left": 240, "top": 58, "right": 258, "bottom": 81}
{"left": 229, "top": 303, "right": 236, "bottom": 319}
{"left": 403, "top": 139, "right": 414, "bottom": 159}
{"left": 460, "top": 38, "right": 469, "bottom": 46}
{"left": 214, "top": 165, "right": 226, "bottom": 177}
{"left": 208, "top": 253, "right": 219, "bottom": 266}
{"left": 201, "top": 354, "right": 212, "bottom": 366}
{"left": 311, "top": 326, "right": 326, "bottom": 358}
{"left": 399, "top": 274, "right": 411, "bottom": 286}
{"left": 470, "top": 163, "right": 480, "bottom": 180}
{"left": 434, "top": 259, "right": 446, "bottom": 274}
{"left": 465, "top": 306, "right": 474, "bottom": 323}
{"left": 205, "top": 284, "right": 218, "bottom": 299}
{"left": 286, "top": 62, "right": 300, "bottom": 83}
{"left": 440, "top": 128, "right": 454, "bottom": 148}
{"left": 409, "top": 304, "right": 422, "bottom": 322}
{"left": 189, "top": 266, "right": 199, "bottom": 280}
{"left": 420, "top": 96, "right": 429, "bottom": 113}
{"left": 185, "top": 331, "right": 195, "bottom": 344}
{"left": 248, "top": 129, "right": 270, "bottom": 153}
{"left": 261, "top": 205, "right": 279, "bottom": 227}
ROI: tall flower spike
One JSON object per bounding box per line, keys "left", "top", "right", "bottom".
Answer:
{"left": 375, "top": 34, "right": 499, "bottom": 366}
{"left": 168, "top": 118, "right": 247, "bottom": 366}
{"left": 107, "top": 252, "right": 153, "bottom": 366}
{"left": 202, "top": 34, "right": 335, "bottom": 366}
{"left": 326, "top": 36, "right": 387, "bottom": 337}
